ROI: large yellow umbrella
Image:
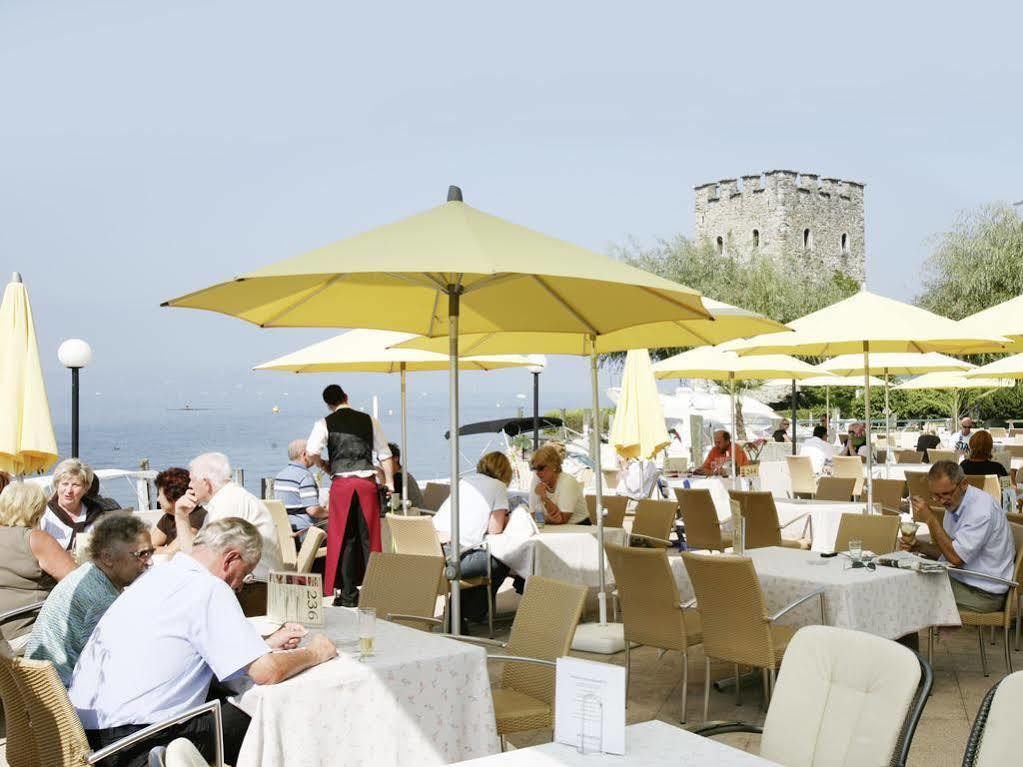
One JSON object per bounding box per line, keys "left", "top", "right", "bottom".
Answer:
{"left": 958, "top": 294, "right": 1023, "bottom": 353}
{"left": 895, "top": 370, "right": 1014, "bottom": 428}
{"left": 609, "top": 349, "right": 669, "bottom": 461}
{"left": 731, "top": 288, "right": 1010, "bottom": 508}
{"left": 163, "top": 186, "right": 710, "bottom": 632}
{"left": 0, "top": 273, "right": 58, "bottom": 475}
{"left": 254, "top": 328, "right": 545, "bottom": 508}
{"left": 964, "top": 352, "right": 1023, "bottom": 380}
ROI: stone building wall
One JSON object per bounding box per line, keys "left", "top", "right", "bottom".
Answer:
{"left": 694, "top": 170, "right": 865, "bottom": 282}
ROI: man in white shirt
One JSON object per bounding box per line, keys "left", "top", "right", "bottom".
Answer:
{"left": 70, "top": 518, "right": 337, "bottom": 767}
{"left": 307, "top": 384, "right": 395, "bottom": 605}
{"left": 799, "top": 425, "right": 834, "bottom": 473}
{"left": 951, "top": 416, "right": 976, "bottom": 454}
{"left": 173, "top": 452, "right": 284, "bottom": 615}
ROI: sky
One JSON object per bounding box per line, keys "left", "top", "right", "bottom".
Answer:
{"left": 2, "top": 0, "right": 1022, "bottom": 431}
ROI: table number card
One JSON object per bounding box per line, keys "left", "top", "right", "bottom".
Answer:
{"left": 554, "top": 657, "right": 626, "bottom": 755}
{"left": 267, "top": 570, "right": 324, "bottom": 627}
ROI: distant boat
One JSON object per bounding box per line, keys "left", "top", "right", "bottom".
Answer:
{"left": 166, "top": 405, "right": 212, "bottom": 412}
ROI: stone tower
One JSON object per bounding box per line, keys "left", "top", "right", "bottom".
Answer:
{"left": 694, "top": 170, "right": 865, "bottom": 282}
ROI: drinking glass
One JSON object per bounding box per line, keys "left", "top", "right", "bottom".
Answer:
{"left": 900, "top": 521, "right": 919, "bottom": 548}
{"left": 358, "top": 607, "right": 376, "bottom": 660}
{"left": 848, "top": 538, "right": 863, "bottom": 561}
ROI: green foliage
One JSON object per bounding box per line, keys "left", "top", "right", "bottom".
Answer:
{"left": 544, "top": 408, "right": 614, "bottom": 433}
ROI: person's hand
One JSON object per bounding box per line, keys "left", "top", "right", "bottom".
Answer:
{"left": 307, "top": 633, "right": 338, "bottom": 663}
{"left": 898, "top": 538, "right": 919, "bottom": 553}
{"left": 910, "top": 495, "right": 932, "bottom": 522}
{"left": 535, "top": 483, "right": 549, "bottom": 500}
{"left": 267, "top": 623, "right": 307, "bottom": 650}
{"left": 174, "top": 489, "right": 197, "bottom": 519}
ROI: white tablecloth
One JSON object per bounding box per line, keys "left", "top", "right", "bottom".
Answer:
{"left": 871, "top": 463, "right": 927, "bottom": 481}
{"left": 451, "top": 719, "right": 780, "bottom": 766}
{"left": 489, "top": 525, "right": 629, "bottom": 588}
{"left": 670, "top": 546, "right": 960, "bottom": 639}
{"left": 774, "top": 499, "right": 868, "bottom": 553}
{"left": 233, "top": 607, "right": 499, "bottom": 767}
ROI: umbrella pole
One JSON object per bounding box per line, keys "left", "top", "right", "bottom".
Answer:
{"left": 730, "top": 373, "right": 737, "bottom": 481}
{"left": 884, "top": 369, "right": 891, "bottom": 478}
{"left": 400, "top": 363, "right": 408, "bottom": 513}
{"left": 863, "top": 342, "right": 873, "bottom": 513}
{"left": 447, "top": 287, "right": 462, "bottom": 634}
{"left": 791, "top": 379, "right": 797, "bottom": 456}
{"left": 590, "top": 340, "right": 608, "bottom": 625}
{"left": 825, "top": 386, "right": 831, "bottom": 440}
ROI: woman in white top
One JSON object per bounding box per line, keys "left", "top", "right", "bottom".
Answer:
{"left": 432, "top": 452, "right": 512, "bottom": 629}
{"left": 41, "top": 459, "right": 107, "bottom": 552}
{"left": 529, "top": 444, "right": 588, "bottom": 525}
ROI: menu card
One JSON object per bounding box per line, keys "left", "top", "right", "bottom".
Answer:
{"left": 554, "top": 656, "right": 626, "bottom": 755}
{"left": 267, "top": 570, "right": 324, "bottom": 626}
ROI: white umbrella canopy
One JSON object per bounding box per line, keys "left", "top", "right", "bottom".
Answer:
{"left": 958, "top": 294, "right": 1023, "bottom": 353}
{"left": 895, "top": 370, "right": 1014, "bottom": 428}
{"left": 964, "top": 352, "right": 1023, "bottom": 380}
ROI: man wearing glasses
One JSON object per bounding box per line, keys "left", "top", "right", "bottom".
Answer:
{"left": 905, "top": 460, "right": 1015, "bottom": 612}
{"left": 25, "top": 513, "right": 153, "bottom": 686}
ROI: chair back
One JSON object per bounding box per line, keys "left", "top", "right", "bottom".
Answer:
{"left": 605, "top": 544, "right": 690, "bottom": 650}
{"left": 988, "top": 427, "right": 1009, "bottom": 439}
{"left": 502, "top": 577, "right": 586, "bottom": 707}
{"left": 1007, "top": 512, "right": 1023, "bottom": 526}
{"left": 584, "top": 494, "right": 627, "bottom": 527}
{"left": 12, "top": 656, "right": 93, "bottom": 767}
{"left": 831, "top": 456, "right": 865, "bottom": 496}
{"left": 896, "top": 450, "right": 924, "bottom": 464}
{"left": 385, "top": 513, "right": 446, "bottom": 593}
{"left": 784, "top": 455, "right": 817, "bottom": 497}
{"left": 964, "top": 475, "right": 1001, "bottom": 504}
{"left": 728, "top": 491, "right": 782, "bottom": 549}
{"left": 0, "top": 651, "right": 39, "bottom": 767}
{"left": 421, "top": 482, "right": 451, "bottom": 512}
{"left": 1004, "top": 445, "right": 1023, "bottom": 459}
{"left": 871, "top": 478, "right": 907, "bottom": 514}
{"left": 833, "top": 513, "right": 900, "bottom": 555}
{"left": 759, "top": 625, "right": 926, "bottom": 767}
{"left": 681, "top": 552, "right": 776, "bottom": 668}
{"left": 814, "top": 477, "right": 857, "bottom": 502}
{"left": 967, "top": 672, "right": 1023, "bottom": 767}
{"left": 664, "top": 456, "right": 688, "bottom": 474}
{"left": 929, "top": 449, "right": 959, "bottom": 464}
{"left": 263, "top": 500, "right": 297, "bottom": 570}
{"left": 631, "top": 499, "right": 677, "bottom": 545}
{"left": 359, "top": 553, "right": 443, "bottom": 632}
{"left": 677, "top": 488, "right": 726, "bottom": 552}
{"left": 295, "top": 527, "right": 326, "bottom": 574}
{"left": 905, "top": 470, "right": 936, "bottom": 507}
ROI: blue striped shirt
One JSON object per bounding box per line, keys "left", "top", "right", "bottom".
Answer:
{"left": 275, "top": 461, "right": 320, "bottom": 513}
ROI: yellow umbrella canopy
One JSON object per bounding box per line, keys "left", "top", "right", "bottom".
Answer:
{"left": 0, "top": 273, "right": 58, "bottom": 474}
{"left": 651, "top": 345, "right": 823, "bottom": 381}
{"left": 817, "top": 351, "right": 972, "bottom": 376}
{"left": 964, "top": 352, "right": 1023, "bottom": 380}
{"left": 609, "top": 349, "right": 669, "bottom": 460}
{"left": 784, "top": 374, "right": 885, "bottom": 387}
{"left": 958, "top": 294, "right": 1023, "bottom": 353}
{"left": 894, "top": 370, "right": 1014, "bottom": 391}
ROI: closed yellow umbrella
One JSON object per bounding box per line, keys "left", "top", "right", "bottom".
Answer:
{"left": 958, "top": 295, "right": 1023, "bottom": 353}
{"left": 163, "top": 186, "right": 710, "bottom": 633}
{"left": 254, "top": 328, "right": 545, "bottom": 508}
{"left": 609, "top": 349, "right": 669, "bottom": 461}
{"left": 0, "top": 273, "right": 58, "bottom": 475}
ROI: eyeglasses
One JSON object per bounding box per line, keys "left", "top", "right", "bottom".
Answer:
{"left": 931, "top": 481, "right": 966, "bottom": 502}
{"left": 531, "top": 464, "right": 547, "bottom": 472}
{"left": 130, "top": 548, "right": 156, "bottom": 561}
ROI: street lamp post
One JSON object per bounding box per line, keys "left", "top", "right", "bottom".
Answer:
{"left": 528, "top": 364, "right": 544, "bottom": 452}
{"left": 58, "top": 339, "right": 92, "bottom": 458}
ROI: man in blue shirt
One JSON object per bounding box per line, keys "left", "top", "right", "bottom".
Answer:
{"left": 907, "top": 460, "right": 1016, "bottom": 612}
{"left": 274, "top": 439, "right": 326, "bottom": 537}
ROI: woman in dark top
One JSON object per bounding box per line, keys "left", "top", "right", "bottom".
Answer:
{"left": 960, "top": 430, "right": 1009, "bottom": 478}
{"left": 150, "top": 467, "right": 207, "bottom": 552}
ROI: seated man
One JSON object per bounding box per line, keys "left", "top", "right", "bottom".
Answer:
{"left": 905, "top": 461, "right": 1015, "bottom": 612}
{"left": 694, "top": 430, "right": 749, "bottom": 476}
{"left": 800, "top": 425, "right": 834, "bottom": 473}
{"left": 274, "top": 439, "right": 327, "bottom": 537}
{"left": 388, "top": 442, "right": 424, "bottom": 510}
{"left": 25, "top": 514, "right": 152, "bottom": 686}
{"left": 951, "top": 416, "right": 976, "bottom": 454}
{"left": 69, "top": 518, "right": 337, "bottom": 767}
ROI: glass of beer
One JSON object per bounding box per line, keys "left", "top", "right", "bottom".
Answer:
{"left": 900, "top": 521, "right": 919, "bottom": 548}
{"left": 358, "top": 607, "right": 376, "bottom": 660}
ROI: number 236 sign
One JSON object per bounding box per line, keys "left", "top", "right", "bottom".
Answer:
{"left": 267, "top": 571, "right": 324, "bottom": 627}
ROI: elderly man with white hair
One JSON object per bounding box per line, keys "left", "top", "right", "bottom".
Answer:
{"left": 274, "top": 439, "right": 326, "bottom": 538}
{"left": 173, "top": 452, "right": 283, "bottom": 614}
{"left": 70, "top": 518, "right": 337, "bottom": 767}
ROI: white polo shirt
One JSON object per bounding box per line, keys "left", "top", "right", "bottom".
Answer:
{"left": 433, "top": 474, "right": 508, "bottom": 552}
{"left": 70, "top": 554, "right": 268, "bottom": 729}
{"left": 203, "top": 482, "right": 283, "bottom": 582}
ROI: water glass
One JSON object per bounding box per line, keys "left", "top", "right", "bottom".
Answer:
{"left": 358, "top": 607, "right": 376, "bottom": 660}
{"left": 848, "top": 538, "right": 863, "bottom": 561}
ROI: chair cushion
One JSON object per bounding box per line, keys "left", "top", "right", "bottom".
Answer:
{"left": 760, "top": 626, "right": 920, "bottom": 767}
{"left": 492, "top": 687, "right": 552, "bottom": 734}
{"left": 976, "top": 671, "right": 1023, "bottom": 766}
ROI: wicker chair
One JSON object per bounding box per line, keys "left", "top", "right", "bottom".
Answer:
{"left": 448, "top": 576, "right": 586, "bottom": 742}
{"left": 584, "top": 494, "right": 627, "bottom": 527}
{"left": 295, "top": 527, "right": 327, "bottom": 574}
{"left": 896, "top": 450, "right": 924, "bottom": 464}
{"left": 872, "top": 478, "right": 908, "bottom": 514}
{"left": 964, "top": 475, "right": 1001, "bottom": 504}
{"left": 676, "top": 488, "right": 731, "bottom": 552}
{"left": 0, "top": 652, "right": 225, "bottom": 767}
{"left": 385, "top": 513, "right": 494, "bottom": 637}
{"left": 958, "top": 522, "right": 1023, "bottom": 676}
{"left": 961, "top": 672, "right": 1023, "bottom": 766}
{"left": 630, "top": 499, "right": 677, "bottom": 547}
{"left": 813, "top": 477, "right": 857, "bottom": 502}
{"left": 831, "top": 456, "right": 866, "bottom": 498}
{"left": 421, "top": 482, "right": 451, "bottom": 512}
{"left": 689, "top": 625, "right": 933, "bottom": 767}
{"left": 833, "top": 513, "right": 900, "bottom": 555}
{"left": 929, "top": 449, "right": 959, "bottom": 464}
{"left": 785, "top": 455, "right": 818, "bottom": 498}
{"left": 681, "top": 552, "right": 824, "bottom": 719}
{"left": 728, "top": 491, "right": 811, "bottom": 550}
{"left": 263, "top": 499, "right": 298, "bottom": 570}
{"left": 604, "top": 544, "right": 701, "bottom": 721}
{"left": 359, "top": 552, "right": 445, "bottom": 632}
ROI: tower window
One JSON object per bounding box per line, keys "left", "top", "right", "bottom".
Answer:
{"left": 803, "top": 228, "right": 813, "bottom": 250}
{"left": 841, "top": 233, "right": 849, "bottom": 255}
{"left": 752, "top": 229, "right": 760, "bottom": 248}
{"left": 716, "top": 236, "right": 724, "bottom": 255}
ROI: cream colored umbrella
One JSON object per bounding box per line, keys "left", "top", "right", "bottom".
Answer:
{"left": 609, "top": 349, "right": 669, "bottom": 461}
{"left": 732, "top": 289, "right": 1010, "bottom": 508}
{"left": 0, "top": 273, "right": 58, "bottom": 475}
{"left": 964, "top": 352, "right": 1023, "bottom": 380}
{"left": 254, "top": 328, "right": 545, "bottom": 509}
{"left": 958, "top": 295, "right": 1023, "bottom": 353}
{"left": 895, "top": 370, "right": 1014, "bottom": 429}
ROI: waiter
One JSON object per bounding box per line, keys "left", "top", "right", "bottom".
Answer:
{"left": 306, "top": 384, "right": 395, "bottom": 604}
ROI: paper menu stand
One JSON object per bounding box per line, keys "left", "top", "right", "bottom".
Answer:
{"left": 267, "top": 570, "right": 324, "bottom": 627}
{"left": 554, "top": 656, "right": 626, "bottom": 755}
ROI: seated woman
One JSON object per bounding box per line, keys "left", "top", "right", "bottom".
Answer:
{"left": 150, "top": 467, "right": 207, "bottom": 554}
{"left": 529, "top": 444, "right": 588, "bottom": 525}
{"left": 0, "top": 482, "right": 75, "bottom": 649}
{"left": 960, "top": 430, "right": 1009, "bottom": 478}
{"left": 41, "top": 459, "right": 106, "bottom": 552}
{"left": 432, "top": 452, "right": 512, "bottom": 630}
{"left": 841, "top": 422, "right": 869, "bottom": 458}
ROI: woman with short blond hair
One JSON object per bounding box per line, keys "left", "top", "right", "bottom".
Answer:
{"left": 0, "top": 482, "right": 75, "bottom": 646}
{"left": 529, "top": 444, "right": 588, "bottom": 525}
{"left": 42, "top": 458, "right": 106, "bottom": 551}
